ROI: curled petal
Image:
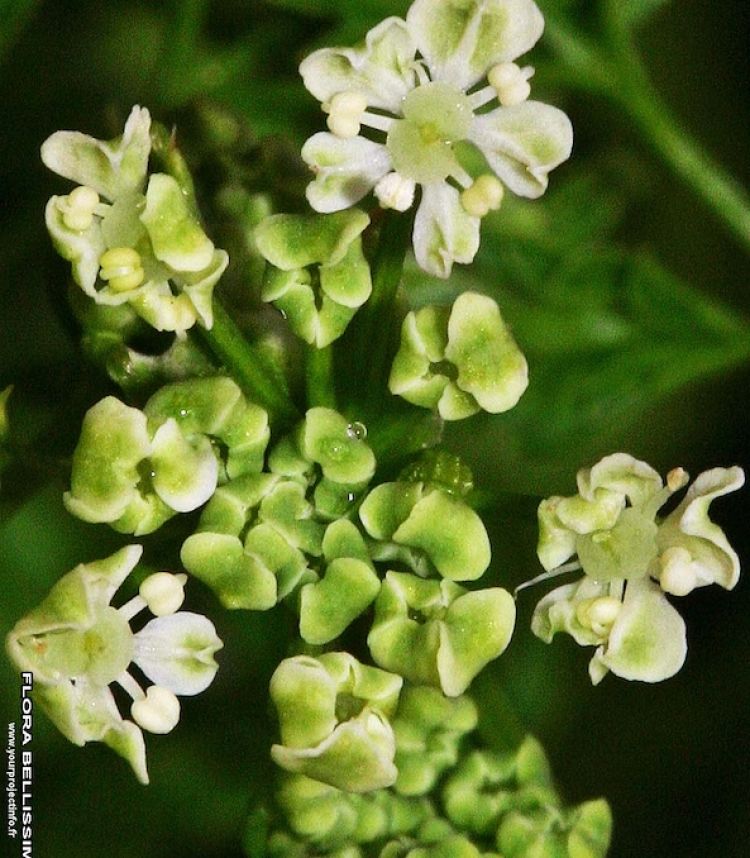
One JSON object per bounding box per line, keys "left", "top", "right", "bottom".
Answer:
{"left": 149, "top": 419, "right": 219, "bottom": 513}
{"left": 470, "top": 101, "right": 573, "bottom": 198}
{"left": 576, "top": 453, "right": 663, "bottom": 508}
{"left": 659, "top": 466, "right": 744, "bottom": 590}
{"left": 41, "top": 105, "right": 151, "bottom": 200}
{"left": 531, "top": 576, "right": 610, "bottom": 647}
{"left": 407, "top": 0, "right": 544, "bottom": 90}
{"left": 133, "top": 612, "right": 223, "bottom": 695}
{"left": 302, "top": 133, "right": 391, "bottom": 213}
{"left": 300, "top": 17, "right": 416, "bottom": 112}
{"left": 413, "top": 182, "right": 480, "bottom": 278}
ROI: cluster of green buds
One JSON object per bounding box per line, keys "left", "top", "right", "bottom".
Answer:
{"left": 528, "top": 454, "right": 744, "bottom": 683}
{"left": 253, "top": 687, "right": 611, "bottom": 857}
{"left": 5, "top": 546, "right": 222, "bottom": 782}
{"left": 43, "top": 106, "right": 228, "bottom": 335}
{"left": 64, "top": 377, "right": 269, "bottom": 535}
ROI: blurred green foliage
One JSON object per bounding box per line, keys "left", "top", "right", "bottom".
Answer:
{"left": 0, "top": 1, "right": 748, "bottom": 856}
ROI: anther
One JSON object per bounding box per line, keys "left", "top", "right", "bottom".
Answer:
{"left": 99, "top": 246, "right": 145, "bottom": 293}
{"left": 488, "top": 63, "right": 534, "bottom": 107}
{"left": 131, "top": 685, "right": 181, "bottom": 734}
{"left": 374, "top": 172, "right": 416, "bottom": 211}
{"left": 60, "top": 185, "right": 100, "bottom": 231}
{"left": 139, "top": 572, "right": 187, "bottom": 616}
{"left": 325, "top": 91, "right": 368, "bottom": 139}
{"left": 460, "top": 175, "right": 504, "bottom": 217}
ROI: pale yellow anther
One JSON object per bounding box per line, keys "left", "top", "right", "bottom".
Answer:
{"left": 666, "top": 467, "right": 689, "bottom": 492}
{"left": 326, "top": 90, "right": 368, "bottom": 138}
{"left": 99, "top": 246, "right": 145, "bottom": 293}
{"left": 131, "top": 686, "right": 181, "bottom": 734}
{"left": 659, "top": 546, "right": 697, "bottom": 596}
{"left": 587, "top": 596, "right": 622, "bottom": 633}
{"left": 460, "top": 175, "right": 504, "bottom": 217}
{"left": 139, "top": 572, "right": 186, "bottom": 616}
{"left": 488, "top": 63, "right": 533, "bottom": 107}
{"left": 374, "top": 172, "right": 416, "bottom": 211}
{"left": 60, "top": 185, "right": 100, "bottom": 231}
{"left": 576, "top": 596, "right": 621, "bottom": 635}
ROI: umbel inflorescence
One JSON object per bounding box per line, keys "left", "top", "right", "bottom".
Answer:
{"left": 4, "top": 1, "right": 744, "bottom": 856}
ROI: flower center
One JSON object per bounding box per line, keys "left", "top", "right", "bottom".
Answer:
{"left": 387, "top": 82, "right": 473, "bottom": 184}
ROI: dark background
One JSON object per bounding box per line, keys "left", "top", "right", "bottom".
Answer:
{"left": 0, "top": 1, "right": 748, "bottom": 856}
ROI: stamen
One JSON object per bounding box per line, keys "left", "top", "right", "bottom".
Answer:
{"left": 488, "top": 63, "right": 534, "bottom": 107}
{"left": 451, "top": 165, "right": 474, "bottom": 190}
{"left": 460, "top": 175, "right": 504, "bottom": 217}
{"left": 131, "top": 685, "right": 181, "bottom": 734}
{"left": 139, "top": 572, "right": 187, "bottom": 617}
{"left": 326, "top": 90, "right": 368, "bottom": 138}
{"left": 469, "top": 85, "right": 498, "bottom": 111}
{"left": 118, "top": 595, "right": 147, "bottom": 622}
{"left": 659, "top": 546, "right": 697, "bottom": 596}
{"left": 99, "top": 246, "right": 145, "bottom": 293}
{"left": 116, "top": 670, "right": 145, "bottom": 702}
{"left": 58, "top": 185, "right": 100, "bottom": 231}
{"left": 360, "top": 111, "right": 394, "bottom": 133}
{"left": 414, "top": 63, "right": 430, "bottom": 87}
{"left": 514, "top": 560, "right": 582, "bottom": 598}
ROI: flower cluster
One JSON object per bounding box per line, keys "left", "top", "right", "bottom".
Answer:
{"left": 257, "top": 688, "right": 611, "bottom": 857}
{"left": 529, "top": 454, "right": 744, "bottom": 683}
{"left": 299, "top": 0, "right": 572, "bottom": 277}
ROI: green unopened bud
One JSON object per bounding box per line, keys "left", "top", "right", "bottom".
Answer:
{"left": 368, "top": 572, "right": 515, "bottom": 696}
{"left": 270, "top": 652, "right": 402, "bottom": 793}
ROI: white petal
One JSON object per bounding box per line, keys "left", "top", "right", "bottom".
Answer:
{"left": 300, "top": 17, "right": 416, "bottom": 113}
{"left": 595, "top": 578, "right": 687, "bottom": 683}
{"left": 407, "top": 0, "right": 544, "bottom": 90}
{"left": 470, "top": 101, "right": 573, "bottom": 198}
{"left": 302, "top": 133, "right": 391, "bottom": 212}
{"left": 133, "top": 612, "right": 223, "bottom": 695}
{"left": 412, "top": 182, "right": 480, "bottom": 278}
{"left": 41, "top": 106, "right": 151, "bottom": 200}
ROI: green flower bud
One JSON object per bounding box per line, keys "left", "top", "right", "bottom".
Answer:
{"left": 256, "top": 210, "right": 372, "bottom": 348}
{"left": 389, "top": 293, "right": 528, "bottom": 420}
{"left": 392, "top": 686, "right": 478, "bottom": 796}
{"left": 360, "top": 483, "right": 490, "bottom": 582}
{"left": 566, "top": 799, "right": 613, "bottom": 858}
{"left": 368, "top": 572, "right": 515, "bottom": 696}
{"left": 270, "top": 652, "right": 402, "bottom": 792}
{"left": 496, "top": 807, "right": 567, "bottom": 858}
{"left": 299, "top": 520, "right": 381, "bottom": 645}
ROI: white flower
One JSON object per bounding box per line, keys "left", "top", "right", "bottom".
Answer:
{"left": 42, "top": 106, "right": 229, "bottom": 334}
{"left": 299, "top": 0, "right": 573, "bottom": 278}
{"left": 6, "top": 546, "right": 223, "bottom": 783}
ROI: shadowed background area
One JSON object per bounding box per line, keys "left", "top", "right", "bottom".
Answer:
{"left": 0, "top": 1, "right": 748, "bottom": 856}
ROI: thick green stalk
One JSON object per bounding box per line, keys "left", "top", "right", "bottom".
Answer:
{"left": 196, "top": 299, "right": 298, "bottom": 425}
{"left": 305, "top": 345, "right": 336, "bottom": 409}
{"left": 605, "top": 5, "right": 750, "bottom": 252}
{"left": 547, "top": 9, "right": 750, "bottom": 253}
{"left": 350, "top": 211, "right": 412, "bottom": 409}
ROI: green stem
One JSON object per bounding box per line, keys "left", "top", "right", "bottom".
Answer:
{"left": 305, "top": 345, "right": 336, "bottom": 409}
{"left": 547, "top": 9, "right": 750, "bottom": 253}
{"left": 350, "top": 211, "right": 412, "bottom": 409}
{"left": 155, "top": 0, "right": 208, "bottom": 107}
{"left": 606, "top": 16, "right": 750, "bottom": 252}
{"left": 196, "top": 299, "right": 298, "bottom": 426}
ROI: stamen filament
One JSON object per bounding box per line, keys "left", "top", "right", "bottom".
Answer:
{"left": 360, "top": 112, "right": 394, "bottom": 133}
{"left": 469, "top": 86, "right": 498, "bottom": 110}
{"left": 118, "top": 595, "right": 147, "bottom": 621}
{"left": 116, "top": 670, "right": 145, "bottom": 702}
{"left": 514, "top": 560, "right": 582, "bottom": 598}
